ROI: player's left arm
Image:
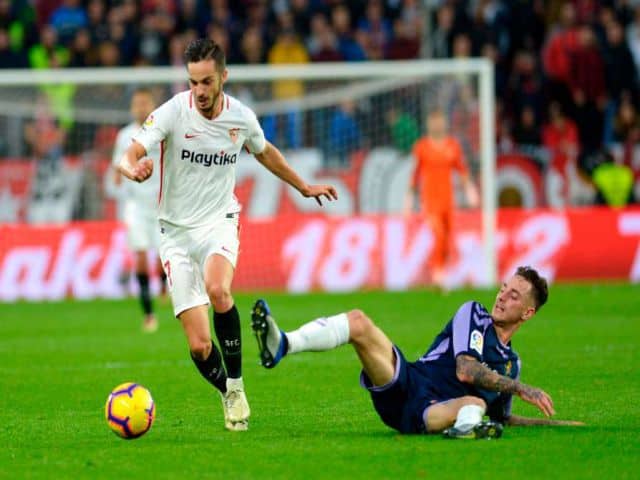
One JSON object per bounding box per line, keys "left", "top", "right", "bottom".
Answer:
{"left": 456, "top": 354, "right": 555, "bottom": 417}
{"left": 453, "top": 141, "right": 479, "bottom": 208}
{"left": 506, "top": 415, "right": 585, "bottom": 427}
{"left": 254, "top": 141, "right": 338, "bottom": 206}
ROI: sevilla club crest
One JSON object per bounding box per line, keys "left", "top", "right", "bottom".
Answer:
{"left": 229, "top": 128, "right": 239, "bottom": 144}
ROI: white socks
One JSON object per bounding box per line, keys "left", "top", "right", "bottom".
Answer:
{"left": 287, "top": 313, "right": 350, "bottom": 354}
{"left": 453, "top": 404, "right": 485, "bottom": 431}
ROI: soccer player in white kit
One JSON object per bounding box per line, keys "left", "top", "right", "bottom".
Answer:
{"left": 118, "top": 38, "right": 338, "bottom": 431}
{"left": 111, "top": 88, "right": 165, "bottom": 333}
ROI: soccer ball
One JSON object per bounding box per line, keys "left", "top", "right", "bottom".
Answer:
{"left": 105, "top": 382, "right": 156, "bottom": 439}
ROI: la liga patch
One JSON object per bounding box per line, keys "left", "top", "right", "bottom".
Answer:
{"left": 470, "top": 329, "right": 484, "bottom": 355}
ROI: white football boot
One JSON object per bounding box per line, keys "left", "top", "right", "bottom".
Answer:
{"left": 220, "top": 377, "right": 250, "bottom": 431}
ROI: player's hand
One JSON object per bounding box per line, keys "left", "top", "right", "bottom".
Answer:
{"left": 132, "top": 158, "right": 153, "bottom": 182}
{"left": 403, "top": 193, "right": 413, "bottom": 217}
{"left": 517, "top": 385, "right": 555, "bottom": 417}
{"left": 302, "top": 184, "right": 338, "bottom": 206}
{"left": 466, "top": 183, "right": 480, "bottom": 209}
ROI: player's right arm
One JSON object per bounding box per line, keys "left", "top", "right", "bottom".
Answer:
{"left": 455, "top": 354, "right": 555, "bottom": 417}
{"left": 120, "top": 96, "right": 176, "bottom": 183}
{"left": 118, "top": 140, "right": 153, "bottom": 183}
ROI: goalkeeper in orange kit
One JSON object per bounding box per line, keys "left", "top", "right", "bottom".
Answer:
{"left": 405, "top": 110, "right": 479, "bottom": 288}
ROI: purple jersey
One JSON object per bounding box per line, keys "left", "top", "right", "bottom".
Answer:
{"left": 415, "top": 301, "right": 520, "bottom": 421}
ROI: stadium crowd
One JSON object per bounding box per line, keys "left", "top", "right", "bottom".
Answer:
{"left": 1, "top": 0, "right": 639, "bottom": 207}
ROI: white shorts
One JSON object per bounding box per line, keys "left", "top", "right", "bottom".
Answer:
{"left": 158, "top": 214, "right": 240, "bottom": 317}
{"left": 123, "top": 202, "right": 160, "bottom": 251}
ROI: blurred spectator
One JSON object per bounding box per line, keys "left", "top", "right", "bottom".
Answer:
{"left": 512, "top": 105, "right": 541, "bottom": 146}
{"left": 603, "top": 20, "right": 638, "bottom": 104}
{"left": 86, "top": 0, "right": 109, "bottom": 44}
{"left": 602, "top": 19, "right": 637, "bottom": 145}
{"left": 97, "top": 39, "right": 120, "bottom": 67}
{"left": 469, "top": 0, "right": 510, "bottom": 57}
{"left": 0, "top": 0, "right": 37, "bottom": 52}
{"left": 68, "top": 28, "right": 95, "bottom": 67}
{"left": 308, "top": 13, "right": 343, "bottom": 62}
{"left": 0, "top": 27, "right": 28, "bottom": 68}
{"left": 542, "top": 2, "right": 579, "bottom": 110}
{"left": 542, "top": 101, "right": 580, "bottom": 205}
{"left": 206, "top": 0, "right": 243, "bottom": 47}
{"left": 386, "top": 18, "right": 420, "bottom": 60}
{"left": 244, "top": 1, "right": 271, "bottom": 44}
{"left": 481, "top": 42, "right": 507, "bottom": 98}
{"left": 507, "top": 49, "right": 544, "bottom": 122}
{"left": 238, "top": 26, "right": 266, "bottom": 64}
{"left": 570, "top": 25, "right": 606, "bottom": 151}
{"left": 234, "top": 26, "right": 269, "bottom": 105}
{"left": 357, "top": 0, "right": 391, "bottom": 60}
{"left": 29, "top": 24, "right": 69, "bottom": 69}
{"left": 265, "top": 27, "right": 309, "bottom": 148}
{"left": 29, "top": 26, "right": 75, "bottom": 130}
{"left": 289, "top": 0, "right": 313, "bottom": 39}
{"left": 387, "top": 106, "right": 420, "bottom": 154}
{"left": 208, "top": 21, "right": 236, "bottom": 62}
{"left": 138, "top": 0, "right": 175, "bottom": 65}
{"left": 331, "top": 4, "right": 366, "bottom": 61}
{"left": 432, "top": 4, "right": 455, "bottom": 58}
{"left": 625, "top": 7, "right": 640, "bottom": 75}
{"left": 613, "top": 94, "right": 640, "bottom": 144}
{"left": 542, "top": 101, "right": 579, "bottom": 168}
{"left": 107, "top": 2, "right": 139, "bottom": 65}
{"left": 328, "top": 99, "right": 362, "bottom": 166}
{"left": 48, "top": 0, "right": 88, "bottom": 46}
{"left": 175, "top": 0, "right": 208, "bottom": 37}
{"left": 397, "top": 0, "right": 422, "bottom": 38}
{"left": 510, "top": 0, "right": 546, "bottom": 52}
{"left": 592, "top": 151, "right": 634, "bottom": 207}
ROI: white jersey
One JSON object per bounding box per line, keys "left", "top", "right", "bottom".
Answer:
{"left": 112, "top": 122, "right": 161, "bottom": 209}
{"left": 133, "top": 91, "right": 266, "bottom": 228}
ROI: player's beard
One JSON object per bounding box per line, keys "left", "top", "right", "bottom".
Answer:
{"left": 197, "top": 89, "right": 221, "bottom": 118}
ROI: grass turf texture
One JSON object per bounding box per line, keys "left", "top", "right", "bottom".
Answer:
{"left": 1, "top": 284, "right": 638, "bottom": 479}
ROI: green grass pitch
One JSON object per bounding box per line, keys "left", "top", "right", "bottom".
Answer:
{"left": 1, "top": 284, "right": 638, "bottom": 479}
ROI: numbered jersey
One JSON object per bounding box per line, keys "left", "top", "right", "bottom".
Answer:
{"left": 112, "top": 122, "right": 161, "bottom": 209}
{"left": 416, "top": 301, "right": 521, "bottom": 422}
{"left": 133, "top": 91, "right": 266, "bottom": 228}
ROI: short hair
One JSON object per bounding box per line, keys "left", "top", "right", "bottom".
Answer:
{"left": 131, "top": 87, "right": 154, "bottom": 100}
{"left": 516, "top": 266, "right": 548, "bottom": 311}
{"left": 183, "top": 38, "right": 226, "bottom": 72}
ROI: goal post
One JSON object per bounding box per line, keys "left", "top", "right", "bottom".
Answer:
{"left": 0, "top": 59, "right": 496, "bottom": 288}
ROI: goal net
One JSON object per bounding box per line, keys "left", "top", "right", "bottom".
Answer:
{"left": 0, "top": 60, "right": 495, "bottom": 297}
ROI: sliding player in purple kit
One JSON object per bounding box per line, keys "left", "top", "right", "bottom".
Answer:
{"left": 252, "top": 266, "right": 583, "bottom": 438}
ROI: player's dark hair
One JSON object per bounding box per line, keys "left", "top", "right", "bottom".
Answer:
{"left": 131, "top": 87, "right": 155, "bottom": 101}
{"left": 183, "top": 38, "right": 226, "bottom": 72}
{"left": 516, "top": 266, "right": 548, "bottom": 310}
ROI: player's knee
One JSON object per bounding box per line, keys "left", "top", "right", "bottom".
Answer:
{"left": 188, "top": 338, "right": 211, "bottom": 361}
{"left": 460, "top": 396, "right": 487, "bottom": 410}
{"left": 206, "top": 283, "right": 231, "bottom": 307}
{"left": 347, "top": 309, "right": 374, "bottom": 343}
